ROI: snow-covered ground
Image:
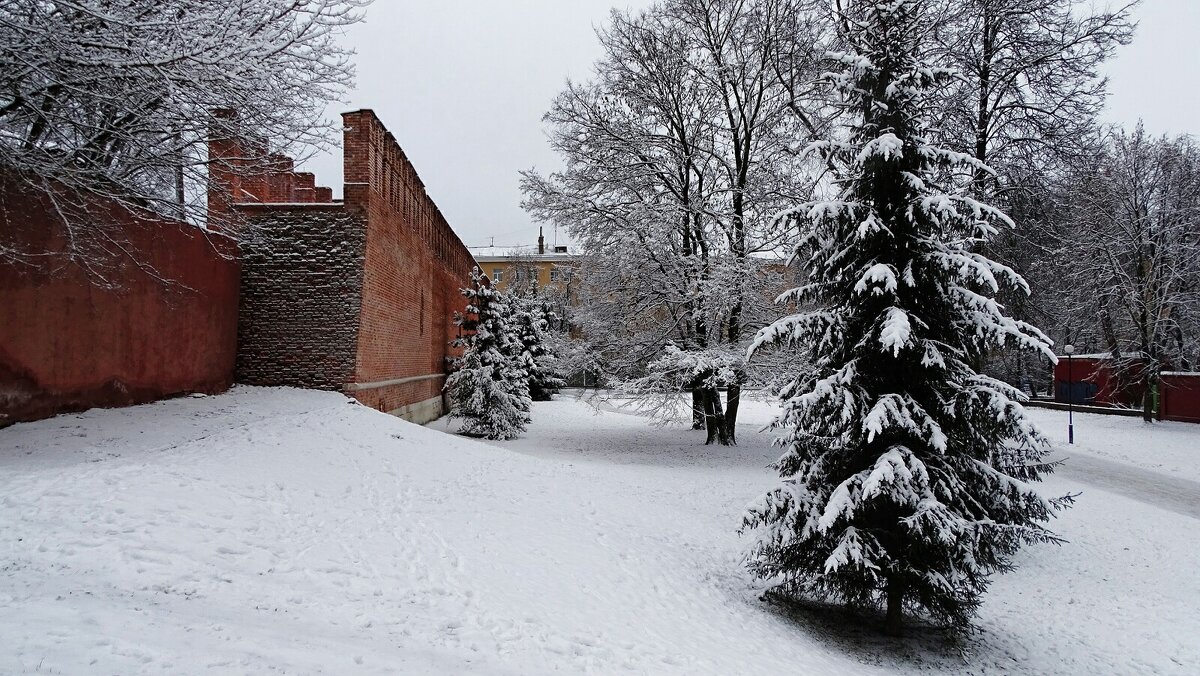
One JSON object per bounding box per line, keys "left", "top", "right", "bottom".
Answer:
{"left": 733, "top": 397, "right": 1200, "bottom": 518}
{"left": 1024, "top": 406, "right": 1200, "bottom": 484}
{"left": 1, "top": 387, "right": 1197, "bottom": 674}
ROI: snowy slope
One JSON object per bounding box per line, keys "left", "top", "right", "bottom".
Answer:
{"left": 2, "top": 387, "right": 1197, "bottom": 674}
{"left": 1, "top": 388, "right": 871, "bottom": 674}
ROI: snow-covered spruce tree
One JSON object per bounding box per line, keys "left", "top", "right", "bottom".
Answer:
{"left": 510, "top": 291, "right": 566, "bottom": 401}
{"left": 742, "top": 0, "right": 1069, "bottom": 636}
{"left": 445, "top": 267, "right": 532, "bottom": 440}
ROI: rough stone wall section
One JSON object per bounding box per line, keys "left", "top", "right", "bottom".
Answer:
{"left": 233, "top": 205, "right": 366, "bottom": 390}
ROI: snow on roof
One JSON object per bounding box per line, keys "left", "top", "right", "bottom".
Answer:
{"left": 470, "top": 244, "right": 576, "bottom": 262}
{"left": 468, "top": 244, "right": 539, "bottom": 258}
{"left": 1057, "top": 351, "right": 1144, "bottom": 360}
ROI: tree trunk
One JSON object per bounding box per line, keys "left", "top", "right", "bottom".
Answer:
{"left": 973, "top": 7, "right": 994, "bottom": 191}
{"left": 884, "top": 577, "right": 905, "bottom": 637}
{"left": 702, "top": 388, "right": 732, "bottom": 445}
{"left": 703, "top": 389, "right": 719, "bottom": 444}
{"left": 723, "top": 382, "right": 741, "bottom": 444}
{"left": 691, "top": 389, "right": 705, "bottom": 430}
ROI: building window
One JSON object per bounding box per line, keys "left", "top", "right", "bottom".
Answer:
{"left": 492, "top": 268, "right": 503, "bottom": 283}
{"left": 550, "top": 267, "right": 572, "bottom": 283}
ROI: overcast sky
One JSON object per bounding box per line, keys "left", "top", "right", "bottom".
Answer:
{"left": 303, "top": 0, "right": 1199, "bottom": 251}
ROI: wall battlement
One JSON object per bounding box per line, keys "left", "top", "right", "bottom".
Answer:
{"left": 341, "top": 110, "right": 474, "bottom": 275}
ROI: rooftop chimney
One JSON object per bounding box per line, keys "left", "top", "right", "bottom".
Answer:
{"left": 538, "top": 226, "right": 545, "bottom": 255}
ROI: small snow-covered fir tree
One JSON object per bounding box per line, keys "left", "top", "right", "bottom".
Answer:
{"left": 510, "top": 286, "right": 567, "bottom": 401}
{"left": 743, "top": 0, "right": 1070, "bottom": 635}
{"left": 445, "top": 267, "right": 531, "bottom": 440}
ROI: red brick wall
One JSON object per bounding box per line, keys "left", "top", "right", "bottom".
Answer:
{"left": 341, "top": 110, "right": 474, "bottom": 415}
{"left": 0, "top": 174, "right": 239, "bottom": 426}
{"left": 2, "top": 107, "right": 474, "bottom": 427}
{"left": 1160, "top": 373, "right": 1200, "bottom": 424}
{"left": 215, "top": 109, "right": 475, "bottom": 421}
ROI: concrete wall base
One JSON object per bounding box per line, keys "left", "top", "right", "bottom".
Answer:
{"left": 388, "top": 395, "right": 445, "bottom": 425}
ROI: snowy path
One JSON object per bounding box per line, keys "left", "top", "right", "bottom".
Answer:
{"left": 1024, "top": 407, "right": 1200, "bottom": 483}
{"left": 715, "top": 395, "right": 1200, "bottom": 517}
{"left": 1055, "top": 454, "right": 1200, "bottom": 519}
{"left": 2, "top": 387, "right": 1197, "bottom": 674}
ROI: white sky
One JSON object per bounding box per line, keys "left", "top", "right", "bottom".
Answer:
{"left": 303, "top": 0, "right": 1199, "bottom": 250}
{"left": 1102, "top": 0, "right": 1199, "bottom": 137}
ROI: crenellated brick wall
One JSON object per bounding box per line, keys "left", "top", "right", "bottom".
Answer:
{"left": 214, "top": 109, "right": 475, "bottom": 423}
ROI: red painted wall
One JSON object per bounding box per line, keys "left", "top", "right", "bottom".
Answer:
{"left": 0, "top": 175, "right": 239, "bottom": 426}
{"left": 1160, "top": 373, "right": 1200, "bottom": 424}
{"left": 1053, "top": 356, "right": 1145, "bottom": 407}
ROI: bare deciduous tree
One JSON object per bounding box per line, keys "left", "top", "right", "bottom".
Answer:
{"left": 932, "top": 0, "right": 1137, "bottom": 191}
{"left": 1062, "top": 126, "right": 1200, "bottom": 420}
{"left": 0, "top": 0, "right": 369, "bottom": 267}
{"left": 924, "top": 0, "right": 1137, "bottom": 387}
{"left": 523, "top": 0, "right": 820, "bottom": 444}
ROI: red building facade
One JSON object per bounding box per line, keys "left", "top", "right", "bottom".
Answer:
{"left": 1160, "top": 373, "right": 1200, "bottom": 424}
{"left": 1053, "top": 353, "right": 1200, "bottom": 424}
{"left": 1052, "top": 353, "right": 1145, "bottom": 408}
